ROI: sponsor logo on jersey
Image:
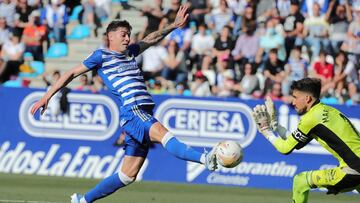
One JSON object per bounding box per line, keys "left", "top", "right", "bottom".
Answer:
{"left": 155, "top": 99, "right": 257, "bottom": 147}
{"left": 19, "top": 92, "right": 119, "bottom": 141}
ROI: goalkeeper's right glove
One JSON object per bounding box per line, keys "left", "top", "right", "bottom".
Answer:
{"left": 265, "top": 96, "right": 278, "bottom": 131}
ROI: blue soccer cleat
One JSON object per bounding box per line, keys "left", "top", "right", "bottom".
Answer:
{"left": 71, "top": 193, "right": 86, "bottom": 203}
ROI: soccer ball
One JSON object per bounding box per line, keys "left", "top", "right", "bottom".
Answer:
{"left": 216, "top": 140, "right": 243, "bottom": 168}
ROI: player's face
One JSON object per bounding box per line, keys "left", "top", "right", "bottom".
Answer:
{"left": 291, "top": 90, "right": 309, "bottom": 115}
{"left": 108, "top": 27, "right": 131, "bottom": 53}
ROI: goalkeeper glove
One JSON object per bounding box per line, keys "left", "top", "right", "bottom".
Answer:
{"left": 252, "top": 104, "right": 271, "bottom": 134}
{"left": 265, "top": 96, "right": 278, "bottom": 131}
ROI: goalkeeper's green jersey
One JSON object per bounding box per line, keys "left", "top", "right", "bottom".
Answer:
{"left": 275, "top": 102, "right": 360, "bottom": 172}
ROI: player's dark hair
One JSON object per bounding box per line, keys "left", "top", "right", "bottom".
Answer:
{"left": 106, "top": 20, "right": 132, "bottom": 35}
{"left": 290, "top": 78, "right": 321, "bottom": 99}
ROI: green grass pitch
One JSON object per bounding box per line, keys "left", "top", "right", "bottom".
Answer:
{"left": 0, "top": 173, "right": 358, "bottom": 203}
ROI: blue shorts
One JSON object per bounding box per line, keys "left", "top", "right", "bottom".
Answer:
{"left": 121, "top": 106, "right": 158, "bottom": 157}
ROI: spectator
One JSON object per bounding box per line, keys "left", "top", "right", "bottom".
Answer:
{"left": 186, "top": 0, "right": 210, "bottom": 25}
{"left": 263, "top": 48, "right": 286, "bottom": 94}
{"left": 326, "top": 0, "right": 352, "bottom": 54}
{"left": 141, "top": 40, "right": 167, "bottom": 81}
{"left": 302, "top": 2, "right": 330, "bottom": 60}
{"left": 341, "top": 5, "right": 360, "bottom": 63}
{"left": 240, "top": 5, "right": 256, "bottom": 33}
{"left": 207, "top": 0, "right": 234, "bottom": 34}
{"left": 234, "top": 62, "right": 260, "bottom": 99}
{"left": 256, "top": 17, "right": 286, "bottom": 64}
{"left": 161, "top": 40, "right": 187, "bottom": 84}
{"left": 22, "top": 10, "right": 46, "bottom": 61}
{"left": 164, "top": 24, "right": 193, "bottom": 53}
{"left": 227, "top": 0, "right": 249, "bottom": 37}
{"left": 175, "top": 81, "right": 191, "bottom": 96}
{"left": 0, "top": 17, "right": 10, "bottom": 51}
{"left": 14, "top": 0, "right": 34, "bottom": 36}
{"left": 231, "top": 20, "right": 259, "bottom": 78}
{"left": 275, "top": 0, "right": 291, "bottom": 20}
{"left": 98, "top": 32, "right": 109, "bottom": 49}
{"left": 212, "top": 26, "right": 235, "bottom": 71}
{"left": 301, "top": 0, "right": 329, "bottom": 17}
{"left": 309, "top": 50, "right": 334, "bottom": 95}
{"left": 266, "top": 82, "right": 284, "bottom": 101}
{"left": 0, "top": 0, "right": 16, "bottom": 27}
{"left": 189, "top": 23, "right": 214, "bottom": 71}
{"left": 0, "top": 58, "right": 5, "bottom": 78}
{"left": 41, "top": 0, "right": 69, "bottom": 44}
{"left": 94, "top": 0, "right": 112, "bottom": 21}
{"left": 139, "top": 0, "right": 165, "bottom": 39}
{"left": 42, "top": 70, "right": 70, "bottom": 116}
{"left": 331, "top": 51, "right": 355, "bottom": 102}
{"left": 255, "top": 0, "right": 275, "bottom": 22}
{"left": 282, "top": 0, "right": 305, "bottom": 61}
{"left": 75, "top": 74, "right": 97, "bottom": 93}
{"left": 0, "top": 34, "right": 24, "bottom": 83}
{"left": 80, "top": 0, "right": 102, "bottom": 37}
{"left": 216, "top": 68, "right": 236, "bottom": 97}
{"left": 91, "top": 74, "right": 106, "bottom": 92}
{"left": 348, "top": 69, "right": 360, "bottom": 105}
{"left": 282, "top": 46, "right": 308, "bottom": 95}
{"left": 149, "top": 80, "right": 167, "bottom": 95}
{"left": 159, "top": 0, "right": 181, "bottom": 30}
{"left": 190, "top": 70, "right": 212, "bottom": 97}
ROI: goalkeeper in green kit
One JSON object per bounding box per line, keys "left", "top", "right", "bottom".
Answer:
{"left": 252, "top": 78, "right": 360, "bottom": 203}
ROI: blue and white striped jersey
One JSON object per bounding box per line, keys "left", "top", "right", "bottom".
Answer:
{"left": 83, "top": 44, "right": 155, "bottom": 122}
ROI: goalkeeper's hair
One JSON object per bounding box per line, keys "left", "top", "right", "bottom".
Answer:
{"left": 290, "top": 78, "right": 321, "bottom": 99}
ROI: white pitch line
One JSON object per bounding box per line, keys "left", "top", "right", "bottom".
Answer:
{"left": 0, "top": 200, "right": 65, "bottom": 203}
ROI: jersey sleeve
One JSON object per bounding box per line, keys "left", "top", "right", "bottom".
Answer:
{"left": 83, "top": 49, "right": 102, "bottom": 70}
{"left": 291, "top": 116, "right": 315, "bottom": 149}
{"left": 128, "top": 44, "right": 140, "bottom": 57}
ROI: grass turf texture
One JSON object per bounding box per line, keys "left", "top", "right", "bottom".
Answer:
{"left": 0, "top": 173, "right": 358, "bottom": 203}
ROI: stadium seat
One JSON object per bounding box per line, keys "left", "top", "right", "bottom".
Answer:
{"left": 69, "top": 5, "right": 83, "bottom": 22}
{"left": 45, "top": 43, "right": 68, "bottom": 58}
{"left": 67, "top": 24, "right": 90, "bottom": 40}
{"left": 19, "top": 61, "right": 45, "bottom": 78}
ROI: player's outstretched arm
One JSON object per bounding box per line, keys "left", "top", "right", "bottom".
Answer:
{"left": 31, "top": 64, "right": 89, "bottom": 115}
{"left": 138, "top": 5, "right": 189, "bottom": 54}
{"left": 252, "top": 104, "right": 298, "bottom": 154}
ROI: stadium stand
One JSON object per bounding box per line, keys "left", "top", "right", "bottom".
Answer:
{"left": 0, "top": 0, "right": 359, "bottom": 105}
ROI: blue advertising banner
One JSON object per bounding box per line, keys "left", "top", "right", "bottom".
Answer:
{"left": 0, "top": 87, "right": 359, "bottom": 191}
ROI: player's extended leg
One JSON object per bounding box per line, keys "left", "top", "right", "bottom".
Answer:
{"left": 87, "top": 156, "right": 143, "bottom": 202}
{"left": 71, "top": 134, "right": 149, "bottom": 203}
{"left": 149, "top": 122, "right": 218, "bottom": 170}
{"left": 292, "top": 171, "right": 312, "bottom": 203}
{"left": 292, "top": 167, "right": 360, "bottom": 203}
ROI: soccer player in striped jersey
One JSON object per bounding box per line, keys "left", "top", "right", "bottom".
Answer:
{"left": 31, "top": 5, "right": 218, "bottom": 203}
{"left": 253, "top": 78, "right": 360, "bottom": 203}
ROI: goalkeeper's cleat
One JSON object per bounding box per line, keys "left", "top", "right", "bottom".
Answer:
{"left": 71, "top": 193, "right": 86, "bottom": 203}
{"left": 204, "top": 144, "right": 219, "bottom": 171}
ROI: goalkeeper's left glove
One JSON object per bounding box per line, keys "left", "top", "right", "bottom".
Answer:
{"left": 265, "top": 96, "right": 278, "bottom": 131}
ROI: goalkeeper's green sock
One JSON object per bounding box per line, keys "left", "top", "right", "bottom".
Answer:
{"left": 292, "top": 172, "right": 312, "bottom": 203}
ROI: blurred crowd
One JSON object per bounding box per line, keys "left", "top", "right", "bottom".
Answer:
{"left": 0, "top": 0, "right": 360, "bottom": 105}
